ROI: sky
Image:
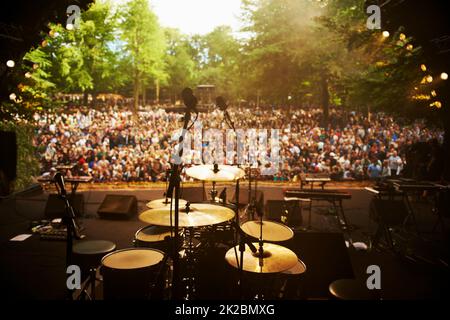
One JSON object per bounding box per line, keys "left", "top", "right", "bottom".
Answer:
{"left": 149, "top": 0, "right": 244, "bottom": 35}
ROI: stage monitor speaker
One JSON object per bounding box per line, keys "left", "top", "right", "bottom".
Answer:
{"left": 265, "top": 200, "right": 302, "bottom": 227}
{"left": 45, "top": 194, "right": 84, "bottom": 218}
{"left": 287, "top": 232, "right": 354, "bottom": 298}
{"left": 98, "top": 194, "right": 137, "bottom": 220}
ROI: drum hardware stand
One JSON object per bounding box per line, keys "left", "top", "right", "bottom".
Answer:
{"left": 182, "top": 225, "right": 198, "bottom": 300}
{"left": 244, "top": 164, "right": 260, "bottom": 221}
{"left": 77, "top": 268, "right": 99, "bottom": 301}
{"left": 151, "top": 236, "right": 175, "bottom": 299}
{"left": 210, "top": 164, "right": 220, "bottom": 202}
{"left": 255, "top": 203, "right": 267, "bottom": 300}
{"left": 230, "top": 220, "right": 257, "bottom": 299}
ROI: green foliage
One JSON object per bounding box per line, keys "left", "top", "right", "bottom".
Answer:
{"left": 0, "top": 121, "right": 40, "bottom": 192}
{"left": 120, "top": 0, "right": 167, "bottom": 108}
{"left": 164, "top": 28, "right": 197, "bottom": 100}
{"left": 24, "top": 1, "right": 121, "bottom": 98}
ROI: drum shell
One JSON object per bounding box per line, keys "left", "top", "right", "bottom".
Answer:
{"left": 101, "top": 248, "right": 164, "bottom": 300}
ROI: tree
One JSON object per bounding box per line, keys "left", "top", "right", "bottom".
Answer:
{"left": 196, "top": 26, "right": 242, "bottom": 98}
{"left": 21, "top": 1, "right": 121, "bottom": 104}
{"left": 120, "top": 0, "right": 167, "bottom": 110}
{"left": 163, "top": 28, "right": 197, "bottom": 102}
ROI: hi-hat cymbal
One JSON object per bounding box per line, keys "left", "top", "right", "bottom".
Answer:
{"left": 241, "top": 220, "right": 294, "bottom": 242}
{"left": 146, "top": 198, "right": 188, "bottom": 209}
{"left": 225, "top": 243, "right": 298, "bottom": 273}
{"left": 186, "top": 165, "right": 245, "bottom": 182}
{"left": 139, "top": 203, "right": 235, "bottom": 227}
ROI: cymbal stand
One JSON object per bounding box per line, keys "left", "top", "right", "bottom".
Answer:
{"left": 245, "top": 166, "right": 259, "bottom": 221}
{"left": 230, "top": 220, "right": 257, "bottom": 299}
{"left": 221, "top": 100, "right": 247, "bottom": 298}
{"left": 210, "top": 164, "right": 220, "bottom": 202}
{"left": 255, "top": 204, "right": 266, "bottom": 300}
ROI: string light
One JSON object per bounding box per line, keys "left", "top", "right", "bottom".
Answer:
{"left": 406, "top": 44, "right": 413, "bottom": 51}
{"left": 6, "top": 60, "right": 15, "bottom": 68}
{"left": 426, "top": 75, "right": 433, "bottom": 83}
{"left": 9, "top": 93, "right": 16, "bottom": 101}
{"left": 399, "top": 33, "right": 406, "bottom": 41}
{"left": 441, "top": 72, "right": 448, "bottom": 80}
{"left": 66, "top": 23, "right": 74, "bottom": 30}
{"left": 25, "top": 72, "right": 32, "bottom": 78}
{"left": 430, "top": 101, "right": 442, "bottom": 109}
{"left": 420, "top": 64, "right": 427, "bottom": 72}
{"left": 431, "top": 90, "right": 437, "bottom": 97}
{"left": 382, "top": 31, "right": 390, "bottom": 38}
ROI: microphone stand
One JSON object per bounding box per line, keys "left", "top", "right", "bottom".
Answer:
{"left": 54, "top": 181, "right": 84, "bottom": 300}
{"left": 166, "top": 108, "right": 192, "bottom": 300}
{"left": 221, "top": 105, "right": 249, "bottom": 298}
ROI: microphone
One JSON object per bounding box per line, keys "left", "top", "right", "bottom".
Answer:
{"left": 181, "top": 87, "right": 198, "bottom": 112}
{"left": 54, "top": 172, "right": 67, "bottom": 197}
{"left": 216, "top": 96, "right": 235, "bottom": 131}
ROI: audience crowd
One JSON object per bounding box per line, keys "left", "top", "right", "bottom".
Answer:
{"left": 34, "top": 105, "right": 444, "bottom": 182}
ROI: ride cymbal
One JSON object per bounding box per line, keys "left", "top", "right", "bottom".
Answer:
{"left": 139, "top": 203, "right": 235, "bottom": 227}
{"left": 225, "top": 243, "right": 298, "bottom": 273}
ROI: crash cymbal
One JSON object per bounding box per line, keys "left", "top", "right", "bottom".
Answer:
{"left": 241, "top": 221, "right": 294, "bottom": 242}
{"left": 146, "top": 198, "right": 188, "bottom": 209}
{"left": 225, "top": 243, "right": 298, "bottom": 274}
{"left": 186, "top": 165, "right": 245, "bottom": 182}
{"left": 139, "top": 203, "right": 235, "bottom": 228}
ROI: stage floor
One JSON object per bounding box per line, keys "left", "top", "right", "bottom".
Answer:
{"left": 0, "top": 185, "right": 449, "bottom": 300}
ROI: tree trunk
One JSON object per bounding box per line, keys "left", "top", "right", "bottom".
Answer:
{"left": 83, "top": 92, "right": 88, "bottom": 106}
{"left": 142, "top": 81, "right": 146, "bottom": 107}
{"left": 321, "top": 75, "right": 330, "bottom": 127}
{"left": 133, "top": 71, "right": 140, "bottom": 114}
{"left": 256, "top": 90, "right": 261, "bottom": 108}
{"left": 155, "top": 79, "right": 160, "bottom": 104}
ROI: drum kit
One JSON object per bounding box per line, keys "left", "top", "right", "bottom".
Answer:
{"left": 99, "top": 92, "right": 305, "bottom": 300}
{"left": 99, "top": 163, "right": 306, "bottom": 300}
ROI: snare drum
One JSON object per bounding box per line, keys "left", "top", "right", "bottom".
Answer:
{"left": 134, "top": 225, "right": 182, "bottom": 252}
{"left": 101, "top": 248, "right": 165, "bottom": 300}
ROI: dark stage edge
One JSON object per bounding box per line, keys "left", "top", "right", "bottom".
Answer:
{"left": 0, "top": 186, "right": 449, "bottom": 300}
